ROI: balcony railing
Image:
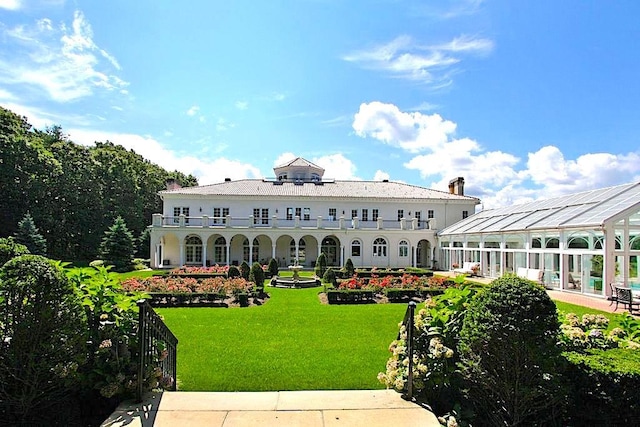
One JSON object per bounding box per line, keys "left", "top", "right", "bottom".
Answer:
{"left": 153, "top": 214, "right": 434, "bottom": 231}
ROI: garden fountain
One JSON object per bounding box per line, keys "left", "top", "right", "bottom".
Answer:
{"left": 269, "top": 258, "right": 320, "bottom": 288}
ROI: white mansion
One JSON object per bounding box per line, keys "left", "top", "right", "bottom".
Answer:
{"left": 149, "top": 157, "right": 479, "bottom": 270}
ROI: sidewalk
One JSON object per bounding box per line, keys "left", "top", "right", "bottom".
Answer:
{"left": 101, "top": 389, "right": 440, "bottom": 427}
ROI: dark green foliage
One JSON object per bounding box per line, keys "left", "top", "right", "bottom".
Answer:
{"left": 0, "top": 255, "right": 87, "bottom": 424}
{"left": 314, "top": 252, "right": 327, "bottom": 278}
{"left": 0, "top": 237, "right": 29, "bottom": 267}
{"left": 99, "top": 216, "right": 135, "bottom": 272}
{"left": 250, "top": 262, "right": 265, "bottom": 287}
{"left": 268, "top": 257, "right": 279, "bottom": 277}
{"left": 563, "top": 348, "right": 640, "bottom": 424}
{"left": 240, "top": 261, "right": 251, "bottom": 280}
{"left": 0, "top": 107, "right": 198, "bottom": 261}
{"left": 137, "top": 227, "right": 151, "bottom": 259}
{"left": 323, "top": 267, "right": 337, "bottom": 286}
{"left": 458, "top": 276, "right": 563, "bottom": 426}
{"left": 14, "top": 212, "right": 47, "bottom": 256}
{"left": 227, "top": 265, "right": 240, "bottom": 278}
{"left": 344, "top": 258, "right": 354, "bottom": 277}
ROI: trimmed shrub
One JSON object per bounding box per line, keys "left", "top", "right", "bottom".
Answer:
{"left": 268, "top": 257, "right": 279, "bottom": 278}
{"left": 344, "top": 258, "right": 354, "bottom": 277}
{"left": 458, "top": 276, "right": 563, "bottom": 426}
{"left": 0, "top": 236, "right": 29, "bottom": 267}
{"left": 314, "top": 252, "right": 327, "bottom": 278}
{"left": 240, "top": 261, "right": 251, "bottom": 280}
{"left": 227, "top": 265, "right": 240, "bottom": 278}
{"left": 250, "top": 262, "right": 265, "bottom": 287}
{"left": 562, "top": 348, "right": 640, "bottom": 424}
{"left": 323, "top": 267, "right": 337, "bottom": 286}
{"left": 0, "top": 255, "right": 87, "bottom": 424}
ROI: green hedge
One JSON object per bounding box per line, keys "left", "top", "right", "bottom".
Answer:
{"left": 326, "top": 289, "right": 376, "bottom": 304}
{"left": 562, "top": 348, "right": 640, "bottom": 425}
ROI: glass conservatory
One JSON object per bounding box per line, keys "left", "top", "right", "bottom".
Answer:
{"left": 438, "top": 182, "right": 640, "bottom": 298}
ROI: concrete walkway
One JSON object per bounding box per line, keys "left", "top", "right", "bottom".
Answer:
{"left": 101, "top": 389, "right": 440, "bottom": 427}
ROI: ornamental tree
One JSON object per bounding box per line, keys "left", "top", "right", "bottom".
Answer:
{"left": 99, "top": 216, "right": 135, "bottom": 272}
{"left": 14, "top": 212, "right": 47, "bottom": 256}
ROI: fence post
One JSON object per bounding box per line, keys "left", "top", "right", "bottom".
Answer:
{"left": 137, "top": 300, "right": 147, "bottom": 402}
{"left": 402, "top": 301, "right": 416, "bottom": 401}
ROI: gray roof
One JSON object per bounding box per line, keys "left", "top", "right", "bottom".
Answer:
{"left": 161, "top": 179, "right": 479, "bottom": 202}
{"left": 439, "top": 181, "right": 640, "bottom": 235}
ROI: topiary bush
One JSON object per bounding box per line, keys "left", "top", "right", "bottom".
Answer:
{"left": 268, "top": 257, "right": 279, "bottom": 278}
{"left": 0, "top": 255, "right": 87, "bottom": 424}
{"left": 227, "top": 265, "right": 240, "bottom": 278}
{"left": 323, "top": 267, "right": 337, "bottom": 287}
{"left": 343, "top": 258, "right": 354, "bottom": 277}
{"left": 457, "top": 275, "right": 563, "bottom": 426}
{"left": 314, "top": 252, "right": 327, "bottom": 278}
{"left": 249, "top": 261, "right": 265, "bottom": 288}
{"left": 240, "top": 261, "right": 251, "bottom": 280}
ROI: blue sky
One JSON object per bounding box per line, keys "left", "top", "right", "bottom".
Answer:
{"left": 1, "top": 0, "right": 639, "bottom": 209}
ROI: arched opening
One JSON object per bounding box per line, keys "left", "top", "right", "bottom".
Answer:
{"left": 321, "top": 236, "right": 339, "bottom": 266}
{"left": 185, "top": 235, "right": 203, "bottom": 265}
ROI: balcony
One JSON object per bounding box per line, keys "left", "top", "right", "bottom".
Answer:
{"left": 152, "top": 214, "right": 435, "bottom": 232}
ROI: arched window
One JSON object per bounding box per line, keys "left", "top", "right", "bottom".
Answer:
{"left": 243, "top": 238, "right": 260, "bottom": 263}
{"left": 351, "top": 239, "right": 361, "bottom": 257}
{"left": 290, "top": 238, "right": 306, "bottom": 264}
{"left": 214, "top": 236, "right": 226, "bottom": 264}
{"left": 185, "top": 235, "right": 202, "bottom": 264}
{"left": 568, "top": 237, "right": 589, "bottom": 249}
{"left": 398, "top": 240, "right": 409, "bottom": 257}
{"left": 373, "top": 237, "right": 387, "bottom": 257}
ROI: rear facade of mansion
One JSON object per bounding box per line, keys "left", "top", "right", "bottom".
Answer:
{"left": 149, "top": 157, "right": 478, "bottom": 270}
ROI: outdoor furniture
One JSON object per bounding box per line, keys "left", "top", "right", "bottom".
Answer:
{"left": 568, "top": 273, "right": 581, "bottom": 289}
{"left": 453, "top": 262, "right": 480, "bottom": 276}
{"left": 516, "top": 267, "right": 544, "bottom": 285}
{"left": 614, "top": 286, "right": 640, "bottom": 314}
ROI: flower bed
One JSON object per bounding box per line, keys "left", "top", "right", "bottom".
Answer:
{"left": 325, "top": 274, "right": 454, "bottom": 304}
{"left": 121, "top": 276, "right": 262, "bottom": 307}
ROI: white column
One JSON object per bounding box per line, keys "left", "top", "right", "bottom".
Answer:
{"left": 226, "top": 244, "right": 230, "bottom": 267}
{"left": 202, "top": 242, "right": 207, "bottom": 267}
{"left": 412, "top": 245, "right": 417, "bottom": 268}
{"left": 179, "top": 242, "right": 185, "bottom": 266}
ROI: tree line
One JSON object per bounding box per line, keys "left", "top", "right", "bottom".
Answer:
{"left": 0, "top": 106, "right": 198, "bottom": 262}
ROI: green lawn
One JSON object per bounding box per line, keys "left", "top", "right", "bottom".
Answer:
{"left": 157, "top": 286, "right": 406, "bottom": 391}
{"left": 554, "top": 300, "right": 622, "bottom": 330}
{"left": 144, "top": 271, "right": 625, "bottom": 391}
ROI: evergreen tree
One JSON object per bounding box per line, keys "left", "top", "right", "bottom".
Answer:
{"left": 14, "top": 212, "right": 47, "bottom": 256}
{"left": 99, "top": 216, "right": 135, "bottom": 272}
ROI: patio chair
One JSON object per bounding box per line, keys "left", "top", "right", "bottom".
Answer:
{"left": 568, "top": 273, "right": 581, "bottom": 289}
{"left": 614, "top": 286, "right": 640, "bottom": 314}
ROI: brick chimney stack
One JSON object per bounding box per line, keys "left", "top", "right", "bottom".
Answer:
{"left": 448, "top": 177, "right": 464, "bottom": 196}
{"left": 165, "top": 178, "right": 182, "bottom": 190}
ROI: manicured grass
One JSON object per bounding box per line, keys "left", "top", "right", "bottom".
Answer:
{"left": 157, "top": 286, "right": 406, "bottom": 391}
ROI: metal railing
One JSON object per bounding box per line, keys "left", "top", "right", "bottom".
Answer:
{"left": 137, "top": 300, "right": 178, "bottom": 402}
{"left": 398, "top": 301, "right": 417, "bottom": 401}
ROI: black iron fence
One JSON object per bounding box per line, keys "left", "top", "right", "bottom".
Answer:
{"left": 137, "top": 300, "right": 178, "bottom": 402}
{"left": 398, "top": 301, "right": 416, "bottom": 400}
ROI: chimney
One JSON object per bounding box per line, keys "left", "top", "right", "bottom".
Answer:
{"left": 225, "top": 177, "right": 231, "bottom": 182}
{"left": 448, "top": 177, "right": 464, "bottom": 195}
{"left": 165, "top": 178, "right": 181, "bottom": 190}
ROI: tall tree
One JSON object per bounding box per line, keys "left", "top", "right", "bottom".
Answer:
{"left": 15, "top": 212, "right": 47, "bottom": 256}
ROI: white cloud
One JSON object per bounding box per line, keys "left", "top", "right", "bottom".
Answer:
{"left": 373, "top": 170, "right": 390, "bottom": 181}
{"left": 352, "top": 101, "right": 640, "bottom": 209}
{"left": 186, "top": 105, "right": 199, "bottom": 116}
{"left": 216, "top": 117, "right": 234, "bottom": 131}
{"left": 235, "top": 101, "right": 248, "bottom": 110}
{"left": 0, "top": 0, "right": 21, "bottom": 11}
{"left": 353, "top": 101, "right": 457, "bottom": 153}
{"left": 0, "top": 10, "right": 127, "bottom": 102}
{"left": 1, "top": 101, "right": 90, "bottom": 128}
{"left": 67, "top": 128, "right": 262, "bottom": 184}
{"left": 273, "top": 152, "right": 297, "bottom": 167}
{"left": 312, "top": 153, "right": 359, "bottom": 180}
{"left": 343, "top": 34, "right": 492, "bottom": 85}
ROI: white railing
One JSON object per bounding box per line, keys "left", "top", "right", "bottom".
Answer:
{"left": 152, "top": 214, "right": 433, "bottom": 231}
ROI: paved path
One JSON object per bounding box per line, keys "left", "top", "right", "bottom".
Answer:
{"left": 101, "top": 389, "right": 439, "bottom": 427}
